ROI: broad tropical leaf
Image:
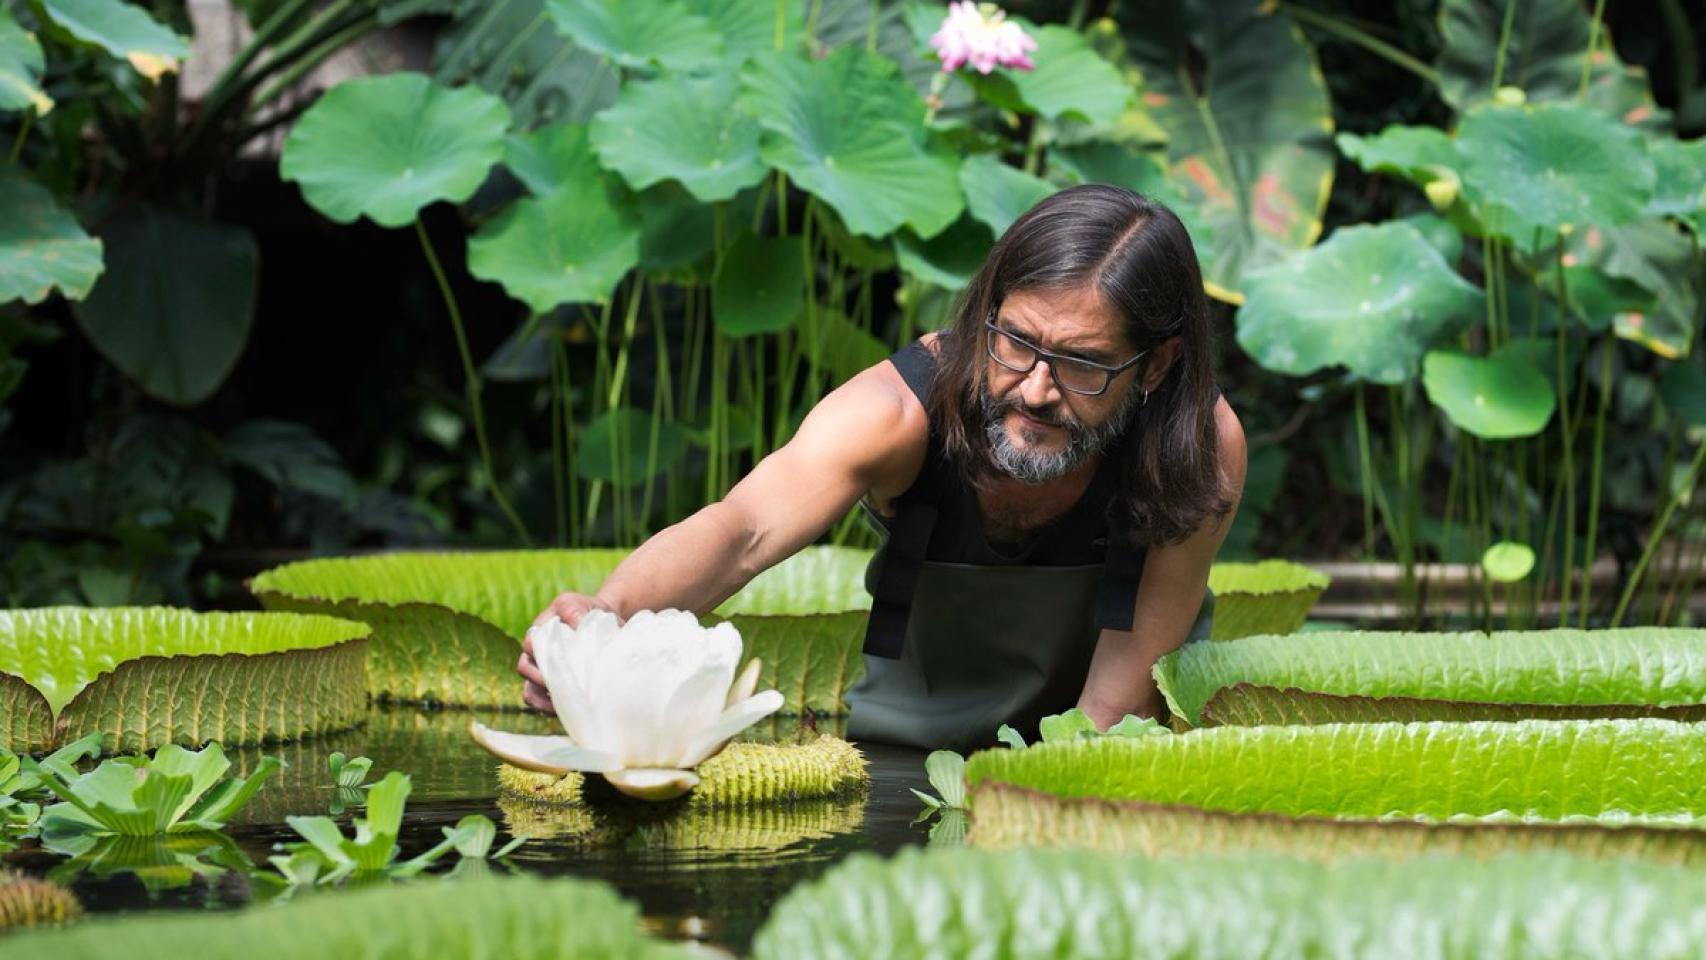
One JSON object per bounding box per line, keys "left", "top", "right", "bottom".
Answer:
{"left": 959, "top": 153, "right": 1057, "bottom": 237}
{"left": 543, "top": 0, "right": 721, "bottom": 72}
{"left": 40, "top": 0, "right": 189, "bottom": 79}
{"left": 0, "top": 169, "right": 102, "bottom": 304}
{"left": 466, "top": 175, "right": 641, "bottom": 311}
{"left": 590, "top": 72, "right": 765, "bottom": 202}
{"left": 0, "top": 10, "right": 51, "bottom": 113}
{"left": 1009, "top": 23, "right": 1130, "bottom": 127}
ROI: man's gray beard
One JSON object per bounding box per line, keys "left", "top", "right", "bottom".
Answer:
{"left": 981, "top": 381, "right": 1142, "bottom": 485}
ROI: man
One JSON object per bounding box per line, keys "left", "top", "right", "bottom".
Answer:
{"left": 522, "top": 184, "right": 1247, "bottom": 751}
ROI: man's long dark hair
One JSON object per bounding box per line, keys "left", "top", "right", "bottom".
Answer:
{"left": 927, "top": 184, "right": 1230, "bottom": 547}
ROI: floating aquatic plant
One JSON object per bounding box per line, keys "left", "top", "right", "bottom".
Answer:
{"left": 326, "top": 751, "right": 373, "bottom": 815}
{"left": 0, "top": 607, "right": 368, "bottom": 753}
{"left": 472, "top": 609, "right": 786, "bottom": 801}
{"left": 0, "top": 734, "right": 102, "bottom": 843}
{"left": 498, "top": 736, "right": 868, "bottom": 807}
{"left": 28, "top": 742, "right": 278, "bottom": 848}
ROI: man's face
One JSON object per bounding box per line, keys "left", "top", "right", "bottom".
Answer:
{"left": 981, "top": 286, "right": 1145, "bottom": 485}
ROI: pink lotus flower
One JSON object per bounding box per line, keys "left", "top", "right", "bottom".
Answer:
{"left": 930, "top": 2, "right": 1037, "bottom": 74}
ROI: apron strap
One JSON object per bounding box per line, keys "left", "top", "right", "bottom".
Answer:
{"left": 1094, "top": 530, "right": 1144, "bottom": 632}
{"left": 862, "top": 443, "right": 951, "bottom": 660}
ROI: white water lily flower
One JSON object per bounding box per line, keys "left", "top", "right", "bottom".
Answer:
{"left": 930, "top": 1, "right": 1037, "bottom": 75}
{"left": 470, "top": 609, "right": 784, "bottom": 801}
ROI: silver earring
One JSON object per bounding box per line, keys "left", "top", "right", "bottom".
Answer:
{"left": 1141, "top": 388, "right": 1149, "bottom": 407}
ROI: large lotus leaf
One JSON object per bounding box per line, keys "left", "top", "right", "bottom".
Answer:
{"left": 1436, "top": 0, "right": 1666, "bottom": 125}
{"left": 466, "top": 176, "right": 640, "bottom": 311}
{"left": 1455, "top": 103, "right": 1653, "bottom": 253}
{"left": 1335, "top": 125, "right": 1459, "bottom": 182}
{"left": 10, "top": 873, "right": 690, "bottom": 958}
{"left": 713, "top": 231, "right": 806, "bottom": 337}
{"left": 757, "top": 847, "right": 1706, "bottom": 958}
{"left": 1646, "top": 137, "right": 1706, "bottom": 228}
{"left": 1205, "top": 560, "right": 1329, "bottom": 641}
{"left": 1236, "top": 221, "right": 1484, "bottom": 384}
{"left": 590, "top": 72, "right": 764, "bottom": 202}
{"left": 572, "top": 406, "right": 689, "bottom": 484}
{"left": 1154, "top": 627, "right": 1706, "bottom": 728}
{"left": 502, "top": 123, "right": 603, "bottom": 197}
{"left": 1007, "top": 23, "right": 1130, "bottom": 127}
{"left": 543, "top": 0, "right": 721, "bottom": 72}
{"left": 1422, "top": 345, "right": 1556, "bottom": 439}
{"left": 959, "top": 153, "right": 1057, "bottom": 237}
{"left": 0, "top": 11, "right": 51, "bottom": 113}
{"left": 280, "top": 73, "right": 511, "bottom": 228}
{"left": 41, "top": 0, "right": 189, "bottom": 79}
{"left": 72, "top": 203, "right": 257, "bottom": 405}
{"left": 0, "top": 169, "right": 102, "bottom": 305}
{"left": 968, "top": 718, "right": 1706, "bottom": 827}
{"left": 0, "top": 608, "right": 368, "bottom": 753}
{"left": 250, "top": 547, "right": 873, "bottom": 712}
{"left": 1119, "top": 0, "right": 1334, "bottom": 302}
{"left": 740, "top": 47, "right": 963, "bottom": 239}
{"left": 892, "top": 214, "right": 993, "bottom": 291}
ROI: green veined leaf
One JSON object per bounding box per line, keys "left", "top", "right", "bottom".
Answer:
{"left": 1119, "top": 0, "right": 1333, "bottom": 301}
{"left": 0, "top": 608, "right": 368, "bottom": 754}
{"left": 466, "top": 175, "right": 641, "bottom": 311}
{"left": 31, "top": 743, "right": 277, "bottom": 838}
{"left": 502, "top": 123, "right": 603, "bottom": 197}
{"left": 922, "top": 750, "right": 965, "bottom": 809}
{"left": 40, "top": 0, "right": 189, "bottom": 79}
{"left": 1236, "top": 220, "right": 1485, "bottom": 384}
{"left": 281, "top": 73, "right": 511, "bottom": 228}
{"left": 994, "top": 724, "right": 1026, "bottom": 749}
{"left": 251, "top": 548, "right": 873, "bottom": 712}
{"left": 713, "top": 231, "right": 806, "bottom": 337}
{"left": 1645, "top": 137, "right": 1706, "bottom": 226}
{"left": 754, "top": 846, "right": 1706, "bottom": 958}
{"left": 740, "top": 46, "right": 964, "bottom": 239}
{"left": 591, "top": 71, "right": 765, "bottom": 202}
{"left": 1038, "top": 708, "right": 1098, "bottom": 743}
{"left": 1423, "top": 344, "right": 1557, "bottom": 439}
{"left": 543, "top": 0, "right": 722, "bottom": 72}
{"left": 1153, "top": 628, "right": 1706, "bottom": 728}
{"left": 0, "top": 168, "right": 103, "bottom": 305}
{"left": 0, "top": 10, "right": 51, "bottom": 113}
{"left": 959, "top": 153, "right": 1057, "bottom": 237}
{"left": 1206, "top": 560, "right": 1330, "bottom": 640}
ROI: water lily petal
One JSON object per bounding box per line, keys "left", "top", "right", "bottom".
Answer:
{"left": 726, "top": 657, "right": 762, "bottom": 709}
{"left": 603, "top": 767, "right": 700, "bottom": 802}
{"left": 532, "top": 614, "right": 612, "bottom": 752}
{"left": 657, "top": 655, "right": 741, "bottom": 767}
{"left": 468, "top": 721, "right": 622, "bottom": 775}
{"left": 677, "top": 689, "right": 786, "bottom": 768}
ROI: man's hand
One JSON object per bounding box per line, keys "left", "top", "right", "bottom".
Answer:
{"left": 519, "top": 593, "right": 617, "bottom": 712}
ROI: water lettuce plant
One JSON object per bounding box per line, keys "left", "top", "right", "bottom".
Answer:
{"left": 1204, "top": 560, "right": 1331, "bottom": 640}
{"left": 497, "top": 735, "right": 867, "bottom": 807}
{"left": 326, "top": 750, "right": 373, "bottom": 814}
{"left": 1155, "top": 627, "right": 1706, "bottom": 727}
{"left": 966, "top": 719, "right": 1706, "bottom": 862}
{"left": 10, "top": 872, "right": 691, "bottom": 958}
{"left": 28, "top": 742, "right": 278, "bottom": 849}
{"left": 753, "top": 847, "right": 1706, "bottom": 959}
{"left": 250, "top": 546, "right": 870, "bottom": 711}
{"left": 0, "top": 733, "right": 100, "bottom": 844}
{"left": 0, "top": 607, "right": 369, "bottom": 753}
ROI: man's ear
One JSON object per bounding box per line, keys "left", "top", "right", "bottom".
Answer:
{"left": 1141, "top": 336, "right": 1184, "bottom": 392}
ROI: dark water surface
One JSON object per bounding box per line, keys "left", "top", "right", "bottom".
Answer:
{"left": 7, "top": 708, "right": 932, "bottom": 953}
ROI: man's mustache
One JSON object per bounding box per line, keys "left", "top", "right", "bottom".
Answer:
{"left": 989, "top": 393, "right": 1073, "bottom": 430}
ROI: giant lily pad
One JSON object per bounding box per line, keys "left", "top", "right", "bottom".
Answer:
{"left": 250, "top": 547, "right": 873, "bottom": 713}
{"left": 41, "top": 0, "right": 189, "bottom": 79}
{"left": 590, "top": 72, "right": 764, "bottom": 202}
{"left": 72, "top": 203, "right": 257, "bottom": 406}
{"left": 1155, "top": 627, "right": 1706, "bottom": 728}
{"left": 1423, "top": 345, "right": 1557, "bottom": 439}
{"left": 0, "top": 608, "right": 368, "bottom": 754}
{"left": 1236, "top": 221, "right": 1485, "bottom": 384}
{"left": 1119, "top": 0, "right": 1334, "bottom": 301}
{"left": 466, "top": 175, "right": 641, "bottom": 311}
{"left": 0, "top": 11, "right": 51, "bottom": 114}
{"left": 280, "top": 73, "right": 511, "bottom": 228}
{"left": 959, "top": 153, "right": 1057, "bottom": 238}
{"left": 755, "top": 847, "right": 1706, "bottom": 957}
{"left": 1206, "top": 560, "right": 1329, "bottom": 641}
{"left": 740, "top": 46, "right": 963, "bottom": 239}
{"left": 498, "top": 735, "right": 867, "bottom": 806}
{"left": 543, "top": 0, "right": 722, "bottom": 72}
{"left": 1455, "top": 102, "right": 1653, "bottom": 253}
{"left": 968, "top": 719, "right": 1706, "bottom": 861}
{"left": 0, "top": 169, "right": 102, "bottom": 305}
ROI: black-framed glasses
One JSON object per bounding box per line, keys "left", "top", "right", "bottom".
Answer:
{"left": 984, "top": 317, "right": 1148, "bottom": 396}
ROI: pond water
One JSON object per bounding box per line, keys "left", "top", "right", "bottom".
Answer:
{"left": 7, "top": 708, "right": 932, "bottom": 954}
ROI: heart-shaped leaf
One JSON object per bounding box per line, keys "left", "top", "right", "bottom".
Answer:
{"left": 41, "top": 0, "right": 189, "bottom": 79}
{"left": 0, "top": 169, "right": 103, "bottom": 304}
{"left": 543, "top": 0, "right": 722, "bottom": 72}
{"left": 1455, "top": 103, "right": 1653, "bottom": 253}
{"left": 713, "top": 231, "right": 806, "bottom": 337}
{"left": 740, "top": 46, "right": 964, "bottom": 239}
{"left": 591, "top": 71, "right": 765, "bottom": 202}
{"left": 0, "top": 10, "right": 51, "bottom": 113}
{"left": 574, "top": 407, "right": 688, "bottom": 484}
{"left": 281, "top": 73, "right": 511, "bottom": 228}
{"left": 1119, "top": 0, "right": 1334, "bottom": 301}
{"left": 466, "top": 175, "right": 641, "bottom": 311}
{"left": 73, "top": 203, "right": 256, "bottom": 405}
{"left": 1422, "top": 345, "right": 1557, "bottom": 439}
{"left": 1236, "top": 221, "right": 1483, "bottom": 384}
{"left": 960, "top": 153, "right": 1056, "bottom": 237}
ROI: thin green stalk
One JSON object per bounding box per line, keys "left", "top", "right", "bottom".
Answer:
{"left": 866, "top": 0, "right": 880, "bottom": 53}
{"left": 775, "top": 0, "right": 788, "bottom": 50}
{"left": 1578, "top": 0, "right": 1608, "bottom": 98}
{"left": 1576, "top": 337, "right": 1613, "bottom": 625}
{"left": 1388, "top": 387, "right": 1417, "bottom": 625}
{"left": 1553, "top": 245, "right": 1577, "bottom": 619}
{"left": 1354, "top": 383, "right": 1377, "bottom": 559}
{"left": 414, "top": 219, "right": 529, "bottom": 544}
{"left": 7, "top": 110, "right": 31, "bottom": 164}
{"left": 1278, "top": 3, "right": 1442, "bottom": 85}
{"left": 1612, "top": 441, "right": 1706, "bottom": 627}
{"left": 549, "top": 326, "right": 566, "bottom": 546}
{"left": 555, "top": 338, "right": 581, "bottom": 546}
{"left": 1491, "top": 0, "right": 1519, "bottom": 92}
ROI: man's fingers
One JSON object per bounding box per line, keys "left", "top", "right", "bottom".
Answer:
{"left": 522, "top": 681, "right": 554, "bottom": 713}
{"left": 516, "top": 650, "right": 546, "bottom": 687}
